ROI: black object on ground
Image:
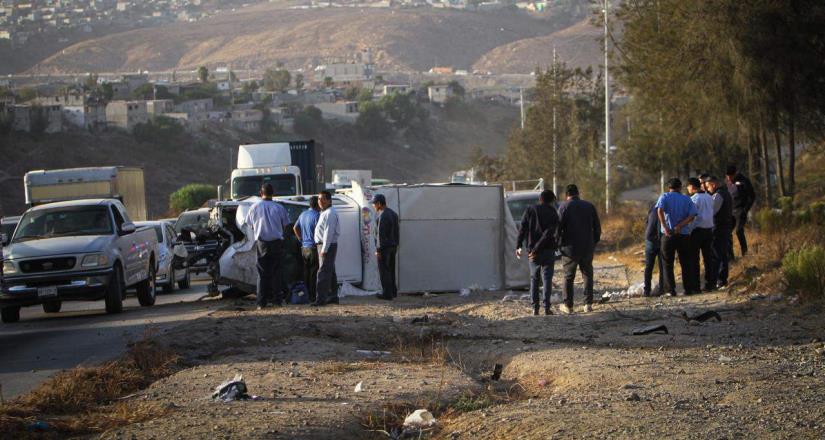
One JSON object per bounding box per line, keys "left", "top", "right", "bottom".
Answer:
{"left": 681, "top": 310, "right": 722, "bottom": 322}
{"left": 632, "top": 324, "right": 669, "bottom": 335}
{"left": 491, "top": 363, "right": 503, "bottom": 381}
{"left": 598, "top": 296, "right": 610, "bottom": 304}
{"left": 212, "top": 374, "right": 251, "bottom": 402}
{"left": 411, "top": 315, "right": 430, "bottom": 324}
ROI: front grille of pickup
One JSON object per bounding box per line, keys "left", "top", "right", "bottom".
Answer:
{"left": 19, "top": 257, "right": 77, "bottom": 273}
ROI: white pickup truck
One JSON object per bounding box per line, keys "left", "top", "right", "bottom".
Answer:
{"left": 0, "top": 199, "right": 159, "bottom": 323}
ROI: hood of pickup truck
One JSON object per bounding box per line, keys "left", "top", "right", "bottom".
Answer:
{"left": 6, "top": 235, "right": 112, "bottom": 259}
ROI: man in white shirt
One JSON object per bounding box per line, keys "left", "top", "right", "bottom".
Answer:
{"left": 245, "top": 183, "right": 290, "bottom": 309}
{"left": 686, "top": 177, "right": 717, "bottom": 294}
{"left": 313, "top": 190, "right": 340, "bottom": 306}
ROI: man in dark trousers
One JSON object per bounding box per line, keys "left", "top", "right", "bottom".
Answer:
{"left": 707, "top": 176, "right": 734, "bottom": 288}
{"left": 557, "top": 184, "right": 601, "bottom": 315}
{"left": 293, "top": 196, "right": 321, "bottom": 302}
{"left": 687, "top": 177, "right": 717, "bottom": 293}
{"left": 313, "top": 190, "right": 340, "bottom": 306}
{"left": 643, "top": 202, "right": 664, "bottom": 297}
{"left": 244, "top": 183, "right": 290, "bottom": 309}
{"left": 516, "top": 190, "right": 560, "bottom": 316}
{"left": 726, "top": 165, "right": 755, "bottom": 257}
{"left": 656, "top": 178, "right": 697, "bottom": 296}
{"left": 372, "top": 194, "right": 400, "bottom": 300}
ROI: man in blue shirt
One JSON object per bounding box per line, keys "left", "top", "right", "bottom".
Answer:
{"left": 293, "top": 196, "right": 321, "bottom": 303}
{"left": 245, "top": 183, "right": 291, "bottom": 308}
{"left": 655, "top": 178, "right": 697, "bottom": 296}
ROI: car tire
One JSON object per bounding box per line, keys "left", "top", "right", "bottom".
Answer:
{"left": 1, "top": 306, "right": 20, "bottom": 323}
{"left": 136, "top": 259, "right": 157, "bottom": 307}
{"left": 162, "top": 267, "right": 175, "bottom": 294}
{"left": 42, "top": 301, "right": 62, "bottom": 313}
{"left": 178, "top": 269, "right": 191, "bottom": 290}
{"left": 105, "top": 263, "right": 125, "bottom": 314}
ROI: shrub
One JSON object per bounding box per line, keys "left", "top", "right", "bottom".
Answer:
{"left": 754, "top": 208, "right": 783, "bottom": 234}
{"left": 808, "top": 201, "right": 825, "bottom": 225}
{"left": 782, "top": 245, "right": 825, "bottom": 298}
{"left": 169, "top": 183, "right": 215, "bottom": 214}
{"left": 133, "top": 116, "right": 184, "bottom": 144}
{"left": 777, "top": 196, "right": 794, "bottom": 216}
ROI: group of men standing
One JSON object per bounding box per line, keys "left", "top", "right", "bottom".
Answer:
{"left": 516, "top": 184, "right": 602, "bottom": 316}
{"left": 245, "top": 184, "right": 400, "bottom": 309}
{"left": 645, "top": 166, "right": 755, "bottom": 296}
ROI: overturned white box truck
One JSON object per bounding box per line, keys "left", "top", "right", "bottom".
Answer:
{"left": 24, "top": 167, "right": 148, "bottom": 221}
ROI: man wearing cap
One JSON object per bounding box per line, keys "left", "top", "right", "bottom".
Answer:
{"left": 656, "top": 178, "right": 697, "bottom": 296}
{"left": 372, "top": 194, "right": 400, "bottom": 300}
{"left": 245, "top": 183, "right": 291, "bottom": 309}
{"left": 293, "top": 196, "right": 321, "bottom": 303}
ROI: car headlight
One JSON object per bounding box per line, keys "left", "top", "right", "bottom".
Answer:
{"left": 81, "top": 254, "right": 110, "bottom": 268}
{"left": 2, "top": 260, "right": 16, "bottom": 275}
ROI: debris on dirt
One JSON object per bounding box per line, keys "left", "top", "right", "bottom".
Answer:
{"left": 622, "top": 383, "right": 643, "bottom": 390}
{"left": 718, "top": 355, "right": 733, "bottom": 363}
{"left": 27, "top": 421, "right": 51, "bottom": 433}
{"left": 354, "top": 381, "right": 364, "bottom": 393}
{"left": 681, "top": 310, "right": 722, "bottom": 323}
{"left": 519, "top": 293, "right": 531, "bottom": 301}
{"left": 403, "top": 409, "right": 437, "bottom": 429}
{"left": 750, "top": 294, "right": 766, "bottom": 301}
{"left": 491, "top": 363, "right": 503, "bottom": 381}
{"left": 356, "top": 350, "right": 391, "bottom": 357}
{"left": 625, "top": 392, "right": 641, "bottom": 402}
{"left": 632, "top": 324, "right": 669, "bottom": 335}
{"left": 212, "top": 374, "right": 250, "bottom": 402}
{"left": 411, "top": 315, "right": 430, "bottom": 324}
{"left": 459, "top": 288, "right": 471, "bottom": 297}
{"left": 598, "top": 294, "right": 611, "bottom": 304}
{"left": 500, "top": 294, "right": 519, "bottom": 302}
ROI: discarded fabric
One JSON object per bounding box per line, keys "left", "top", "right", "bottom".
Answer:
{"left": 682, "top": 310, "right": 722, "bottom": 322}
{"left": 212, "top": 374, "right": 251, "bottom": 402}
{"left": 403, "top": 409, "right": 437, "bottom": 429}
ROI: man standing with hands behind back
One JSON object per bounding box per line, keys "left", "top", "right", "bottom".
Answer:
{"left": 656, "top": 178, "right": 697, "bottom": 296}
{"left": 245, "top": 183, "right": 290, "bottom": 310}
{"left": 372, "top": 194, "right": 400, "bottom": 300}
{"left": 313, "top": 190, "right": 340, "bottom": 306}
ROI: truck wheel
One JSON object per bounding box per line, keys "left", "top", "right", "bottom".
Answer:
{"left": 178, "top": 270, "right": 191, "bottom": 290}
{"left": 42, "top": 301, "right": 62, "bottom": 313}
{"left": 162, "top": 268, "right": 176, "bottom": 294}
{"left": 105, "top": 264, "right": 125, "bottom": 314}
{"left": 137, "top": 260, "right": 157, "bottom": 307}
{"left": 1, "top": 306, "right": 21, "bottom": 323}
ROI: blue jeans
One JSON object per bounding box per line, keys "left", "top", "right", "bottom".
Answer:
{"left": 529, "top": 250, "right": 555, "bottom": 307}
{"left": 644, "top": 239, "right": 664, "bottom": 295}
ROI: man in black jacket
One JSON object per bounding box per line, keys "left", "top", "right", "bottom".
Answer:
{"left": 726, "top": 165, "right": 755, "bottom": 256}
{"left": 516, "top": 190, "right": 560, "bottom": 316}
{"left": 372, "top": 194, "right": 400, "bottom": 300}
{"left": 643, "top": 203, "right": 664, "bottom": 297}
{"left": 707, "top": 176, "right": 734, "bottom": 287}
{"left": 557, "top": 184, "right": 601, "bottom": 314}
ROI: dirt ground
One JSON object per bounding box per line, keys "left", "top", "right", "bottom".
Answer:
{"left": 95, "top": 256, "right": 825, "bottom": 440}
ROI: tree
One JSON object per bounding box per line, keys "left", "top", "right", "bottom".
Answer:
{"left": 169, "top": 183, "right": 216, "bottom": 214}
{"left": 100, "top": 83, "right": 114, "bottom": 101}
{"left": 84, "top": 74, "right": 99, "bottom": 91}
{"left": 448, "top": 80, "right": 465, "bottom": 98}
{"left": 197, "top": 66, "right": 209, "bottom": 83}
{"left": 293, "top": 105, "right": 324, "bottom": 137}
{"left": 379, "top": 93, "right": 417, "bottom": 128}
{"left": 133, "top": 116, "right": 185, "bottom": 144}
{"left": 131, "top": 83, "right": 172, "bottom": 100}
{"left": 242, "top": 80, "right": 260, "bottom": 94}
{"left": 263, "top": 68, "right": 291, "bottom": 92}
{"left": 294, "top": 73, "right": 304, "bottom": 92}
{"left": 324, "top": 76, "right": 334, "bottom": 88}
{"left": 17, "top": 87, "right": 37, "bottom": 103}
{"left": 356, "top": 102, "right": 392, "bottom": 139}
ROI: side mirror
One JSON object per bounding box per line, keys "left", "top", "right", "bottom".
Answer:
{"left": 120, "top": 222, "right": 136, "bottom": 235}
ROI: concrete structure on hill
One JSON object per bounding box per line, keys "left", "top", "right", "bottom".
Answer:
{"left": 8, "top": 104, "right": 63, "bottom": 133}
{"left": 314, "top": 63, "right": 372, "bottom": 84}
{"left": 106, "top": 100, "right": 148, "bottom": 131}
{"left": 146, "top": 99, "right": 175, "bottom": 116}
{"left": 427, "top": 85, "right": 454, "bottom": 105}
{"left": 382, "top": 85, "right": 411, "bottom": 96}
{"left": 229, "top": 109, "right": 263, "bottom": 132}
{"left": 315, "top": 101, "right": 359, "bottom": 122}
{"left": 62, "top": 98, "right": 107, "bottom": 130}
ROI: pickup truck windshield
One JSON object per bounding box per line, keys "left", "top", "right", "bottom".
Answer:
{"left": 13, "top": 206, "right": 113, "bottom": 242}
{"left": 232, "top": 175, "right": 297, "bottom": 199}
{"left": 175, "top": 211, "right": 209, "bottom": 235}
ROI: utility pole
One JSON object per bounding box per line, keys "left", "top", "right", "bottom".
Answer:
{"left": 603, "top": 0, "right": 611, "bottom": 214}
{"left": 519, "top": 87, "right": 525, "bottom": 130}
{"left": 552, "top": 45, "right": 558, "bottom": 197}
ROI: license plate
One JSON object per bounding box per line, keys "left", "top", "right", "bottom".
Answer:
{"left": 38, "top": 286, "right": 58, "bottom": 298}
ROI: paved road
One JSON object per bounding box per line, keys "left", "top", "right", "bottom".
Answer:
{"left": 0, "top": 279, "right": 219, "bottom": 399}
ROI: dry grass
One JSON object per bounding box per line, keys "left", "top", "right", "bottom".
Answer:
{"left": 599, "top": 205, "right": 647, "bottom": 253}
{"left": 0, "top": 335, "right": 180, "bottom": 437}
{"left": 315, "top": 361, "right": 385, "bottom": 375}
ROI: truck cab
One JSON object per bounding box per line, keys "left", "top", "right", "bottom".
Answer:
{"left": 230, "top": 141, "right": 324, "bottom": 200}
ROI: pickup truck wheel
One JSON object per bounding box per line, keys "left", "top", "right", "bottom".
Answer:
{"left": 105, "top": 264, "right": 125, "bottom": 314}
{"left": 42, "top": 300, "right": 62, "bottom": 313}
{"left": 1, "top": 306, "right": 20, "bottom": 323}
{"left": 162, "top": 268, "right": 176, "bottom": 294}
{"left": 137, "top": 260, "right": 157, "bottom": 307}
{"left": 178, "top": 270, "right": 191, "bottom": 290}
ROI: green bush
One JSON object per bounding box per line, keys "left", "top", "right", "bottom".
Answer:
{"left": 808, "top": 201, "right": 825, "bottom": 225}
{"left": 782, "top": 245, "right": 825, "bottom": 298}
{"left": 777, "top": 196, "right": 794, "bottom": 216}
{"left": 169, "top": 184, "right": 215, "bottom": 214}
{"left": 133, "top": 116, "right": 184, "bottom": 144}
{"left": 754, "top": 208, "right": 783, "bottom": 234}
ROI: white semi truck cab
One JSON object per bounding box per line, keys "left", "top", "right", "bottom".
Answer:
{"left": 230, "top": 141, "right": 324, "bottom": 200}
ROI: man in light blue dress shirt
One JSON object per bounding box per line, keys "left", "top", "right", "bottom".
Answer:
{"left": 245, "top": 183, "right": 290, "bottom": 309}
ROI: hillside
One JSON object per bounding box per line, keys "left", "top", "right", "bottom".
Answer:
{"left": 0, "top": 101, "right": 517, "bottom": 218}
{"left": 473, "top": 18, "right": 603, "bottom": 73}
{"left": 31, "top": 4, "right": 584, "bottom": 74}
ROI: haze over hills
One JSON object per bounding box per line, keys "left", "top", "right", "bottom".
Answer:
{"left": 27, "top": 3, "right": 602, "bottom": 75}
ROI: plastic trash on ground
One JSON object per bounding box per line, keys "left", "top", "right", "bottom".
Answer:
{"left": 403, "top": 409, "right": 437, "bottom": 429}
{"left": 212, "top": 374, "right": 251, "bottom": 402}
{"left": 354, "top": 381, "right": 364, "bottom": 392}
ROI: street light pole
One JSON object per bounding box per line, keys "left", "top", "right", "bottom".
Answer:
{"left": 604, "top": 0, "right": 611, "bottom": 214}
{"left": 552, "top": 45, "right": 558, "bottom": 198}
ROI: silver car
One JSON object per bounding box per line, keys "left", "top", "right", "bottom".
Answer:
{"left": 135, "top": 221, "right": 190, "bottom": 293}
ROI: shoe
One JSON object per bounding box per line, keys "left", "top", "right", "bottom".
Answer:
{"left": 559, "top": 304, "right": 573, "bottom": 315}
{"left": 582, "top": 304, "right": 593, "bottom": 313}
{"left": 544, "top": 307, "right": 552, "bottom": 316}
{"left": 533, "top": 306, "right": 540, "bottom": 316}
{"left": 376, "top": 294, "right": 393, "bottom": 301}
{"left": 717, "top": 281, "right": 728, "bottom": 289}
{"left": 643, "top": 290, "right": 651, "bottom": 297}
{"left": 327, "top": 297, "right": 340, "bottom": 305}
